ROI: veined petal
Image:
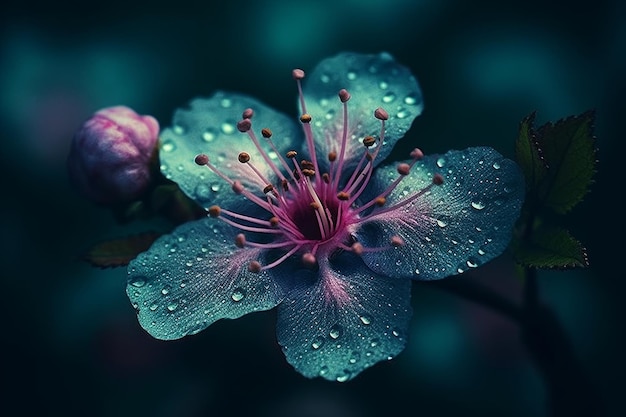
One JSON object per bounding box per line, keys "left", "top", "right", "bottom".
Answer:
{"left": 276, "top": 253, "right": 412, "bottom": 381}
{"left": 160, "top": 92, "right": 299, "bottom": 209}
{"left": 302, "top": 52, "right": 422, "bottom": 172}
{"left": 127, "top": 218, "right": 284, "bottom": 340}
{"left": 357, "top": 147, "right": 524, "bottom": 280}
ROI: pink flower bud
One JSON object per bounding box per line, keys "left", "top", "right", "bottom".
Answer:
{"left": 67, "top": 106, "right": 159, "bottom": 204}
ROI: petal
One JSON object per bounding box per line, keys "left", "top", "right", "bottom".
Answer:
{"left": 356, "top": 147, "right": 524, "bottom": 280}
{"left": 302, "top": 52, "right": 422, "bottom": 172}
{"left": 127, "top": 218, "right": 283, "bottom": 340}
{"left": 276, "top": 254, "right": 412, "bottom": 381}
{"left": 160, "top": 92, "right": 300, "bottom": 209}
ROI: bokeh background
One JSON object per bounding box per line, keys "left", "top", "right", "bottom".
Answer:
{"left": 2, "top": 0, "right": 624, "bottom": 416}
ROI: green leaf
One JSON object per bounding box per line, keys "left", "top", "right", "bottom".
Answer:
{"left": 515, "top": 111, "right": 547, "bottom": 189}
{"left": 513, "top": 225, "right": 589, "bottom": 269}
{"left": 82, "top": 232, "right": 162, "bottom": 268}
{"left": 535, "top": 110, "right": 597, "bottom": 214}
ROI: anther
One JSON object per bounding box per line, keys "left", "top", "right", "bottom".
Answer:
{"left": 374, "top": 107, "right": 389, "bottom": 121}
{"left": 208, "top": 205, "right": 221, "bottom": 217}
{"left": 263, "top": 184, "right": 274, "bottom": 194}
{"left": 410, "top": 148, "right": 424, "bottom": 160}
{"left": 248, "top": 261, "right": 262, "bottom": 273}
{"left": 397, "top": 163, "right": 411, "bottom": 176}
{"left": 310, "top": 202, "right": 320, "bottom": 209}
{"left": 300, "top": 113, "right": 312, "bottom": 123}
{"left": 237, "top": 119, "right": 252, "bottom": 132}
{"left": 301, "top": 169, "right": 315, "bottom": 177}
{"left": 242, "top": 108, "right": 254, "bottom": 119}
{"left": 322, "top": 173, "right": 330, "bottom": 184}
{"left": 338, "top": 88, "right": 351, "bottom": 103}
{"left": 232, "top": 180, "right": 244, "bottom": 194}
{"left": 432, "top": 173, "right": 444, "bottom": 185}
{"left": 235, "top": 233, "right": 246, "bottom": 248}
{"left": 300, "top": 160, "right": 314, "bottom": 170}
{"left": 362, "top": 136, "right": 376, "bottom": 147}
{"left": 238, "top": 152, "right": 251, "bottom": 163}
{"left": 302, "top": 252, "right": 317, "bottom": 267}
{"left": 269, "top": 217, "right": 279, "bottom": 226}
{"left": 390, "top": 235, "right": 405, "bottom": 247}
{"left": 292, "top": 69, "right": 305, "bottom": 80}
{"left": 261, "top": 128, "right": 272, "bottom": 138}
{"left": 194, "top": 154, "right": 209, "bottom": 166}
{"left": 375, "top": 196, "right": 386, "bottom": 206}
{"left": 337, "top": 191, "right": 350, "bottom": 201}
{"left": 281, "top": 178, "right": 289, "bottom": 191}
{"left": 286, "top": 150, "right": 298, "bottom": 159}
{"left": 351, "top": 242, "right": 364, "bottom": 255}
{"left": 328, "top": 151, "right": 337, "bottom": 162}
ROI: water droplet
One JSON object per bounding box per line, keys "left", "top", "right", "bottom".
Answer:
{"left": 471, "top": 201, "right": 486, "bottom": 210}
{"left": 383, "top": 92, "right": 396, "bottom": 103}
{"left": 161, "top": 140, "right": 176, "bottom": 152}
{"left": 466, "top": 258, "right": 479, "bottom": 268}
{"left": 195, "top": 184, "right": 211, "bottom": 200}
{"left": 324, "top": 109, "right": 335, "bottom": 120}
{"left": 414, "top": 268, "right": 420, "bottom": 275}
{"left": 167, "top": 301, "right": 179, "bottom": 312}
{"left": 329, "top": 324, "right": 342, "bottom": 339}
{"left": 210, "top": 183, "right": 221, "bottom": 192}
{"left": 129, "top": 276, "right": 146, "bottom": 287}
{"left": 396, "top": 109, "right": 408, "bottom": 118}
{"left": 320, "top": 74, "right": 330, "bottom": 83}
{"left": 336, "top": 372, "right": 351, "bottom": 382}
{"left": 436, "top": 157, "right": 446, "bottom": 168}
{"left": 220, "top": 98, "right": 232, "bottom": 108}
{"left": 311, "top": 336, "right": 324, "bottom": 350}
{"left": 347, "top": 71, "right": 357, "bottom": 80}
{"left": 359, "top": 315, "right": 371, "bottom": 325}
{"left": 436, "top": 219, "right": 447, "bottom": 228}
{"left": 478, "top": 249, "right": 486, "bottom": 256}
{"left": 231, "top": 288, "right": 246, "bottom": 302}
{"left": 173, "top": 124, "right": 185, "bottom": 135}
{"left": 492, "top": 161, "right": 501, "bottom": 169}
{"left": 161, "top": 285, "right": 171, "bottom": 295}
{"left": 202, "top": 128, "right": 217, "bottom": 142}
{"left": 149, "top": 303, "right": 158, "bottom": 311}
{"left": 404, "top": 94, "right": 418, "bottom": 105}
{"left": 379, "top": 81, "right": 388, "bottom": 89}
{"left": 395, "top": 259, "right": 402, "bottom": 266}
{"left": 370, "top": 338, "right": 380, "bottom": 347}
{"left": 392, "top": 329, "right": 401, "bottom": 337}
{"left": 221, "top": 122, "right": 235, "bottom": 135}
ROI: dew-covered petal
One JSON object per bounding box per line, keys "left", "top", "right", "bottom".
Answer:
{"left": 356, "top": 147, "right": 524, "bottom": 280}
{"left": 127, "top": 218, "right": 283, "bottom": 340}
{"left": 160, "top": 92, "right": 299, "bottom": 209}
{"left": 276, "top": 254, "right": 412, "bottom": 381}
{"left": 301, "top": 52, "right": 422, "bottom": 173}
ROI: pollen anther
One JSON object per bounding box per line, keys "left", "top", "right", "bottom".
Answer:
{"left": 208, "top": 205, "right": 221, "bottom": 217}
{"left": 238, "top": 152, "right": 250, "bottom": 163}
{"left": 261, "top": 128, "right": 272, "bottom": 138}
{"left": 363, "top": 136, "right": 376, "bottom": 147}
{"left": 300, "top": 114, "right": 312, "bottom": 123}
{"left": 194, "top": 154, "right": 209, "bottom": 166}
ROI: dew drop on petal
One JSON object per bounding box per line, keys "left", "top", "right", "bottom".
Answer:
{"left": 161, "top": 140, "right": 176, "bottom": 152}
{"left": 359, "top": 315, "right": 372, "bottom": 325}
{"left": 471, "top": 201, "right": 486, "bottom": 210}
{"left": 329, "top": 324, "right": 342, "bottom": 339}
{"left": 161, "top": 285, "right": 170, "bottom": 295}
{"left": 492, "top": 161, "right": 501, "bottom": 169}
{"left": 466, "top": 258, "right": 479, "bottom": 268}
{"left": 404, "top": 94, "right": 418, "bottom": 105}
{"left": 202, "top": 128, "right": 217, "bottom": 142}
{"left": 436, "top": 219, "right": 447, "bottom": 228}
{"left": 129, "top": 276, "right": 146, "bottom": 287}
{"left": 167, "top": 301, "right": 179, "bottom": 312}
{"left": 436, "top": 157, "right": 446, "bottom": 168}
{"left": 231, "top": 288, "right": 246, "bottom": 302}
{"left": 311, "top": 336, "right": 324, "bottom": 350}
{"left": 383, "top": 92, "right": 396, "bottom": 103}
{"left": 221, "top": 122, "right": 235, "bottom": 134}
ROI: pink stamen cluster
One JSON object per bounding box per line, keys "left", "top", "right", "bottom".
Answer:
{"left": 194, "top": 69, "right": 443, "bottom": 273}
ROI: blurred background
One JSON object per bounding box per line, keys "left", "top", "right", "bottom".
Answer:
{"left": 2, "top": 0, "right": 624, "bottom": 416}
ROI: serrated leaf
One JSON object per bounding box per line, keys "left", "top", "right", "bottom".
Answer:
{"left": 82, "top": 232, "right": 162, "bottom": 268}
{"left": 513, "top": 226, "right": 589, "bottom": 269}
{"left": 515, "top": 111, "right": 547, "bottom": 189}
{"left": 535, "top": 110, "right": 597, "bottom": 214}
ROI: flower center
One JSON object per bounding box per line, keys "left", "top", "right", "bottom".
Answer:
{"left": 193, "top": 68, "right": 442, "bottom": 272}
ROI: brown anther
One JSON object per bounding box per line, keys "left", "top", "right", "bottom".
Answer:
{"left": 397, "top": 163, "right": 411, "bottom": 176}
{"left": 322, "top": 173, "right": 330, "bottom": 184}
{"left": 269, "top": 217, "right": 279, "bottom": 227}
{"left": 310, "top": 202, "right": 320, "bottom": 210}
{"left": 237, "top": 119, "right": 252, "bottom": 132}
{"left": 235, "top": 233, "right": 246, "bottom": 248}
{"left": 410, "top": 148, "right": 424, "bottom": 160}
{"left": 390, "top": 235, "right": 405, "bottom": 247}
{"left": 301, "top": 169, "right": 315, "bottom": 177}
{"left": 302, "top": 252, "right": 317, "bottom": 267}
{"left": 242, "top": 108, "right": 254, "bottom": 119}
{"left": 232, "top": 180, "right": 244, "bottom": 194}
{"left": 328, "top": 151, "right": 337, "bottom": 162}
{"left": 248, "top": 261, "right": 262, "bottom": 273}
{"left": 351, "top": 242, "right": 364, "bottom": 255}
{"left": 300, "top": 160, "right": 314, "bottom": 170}
{"left": 432, "top": 173, "right": 444, "bottom": 185}
{"left": 208, "top": 205, "right": 221, "bottom": 217}
{"left": 338, "top": 88, "right": 351, "bottom": 103}
{"left": 281, "top": 178, "right": 289, "bottom": 191}
{"left": 362, "top": 136, "right": 376, "bottom": 147}
{"left": 238, "top": 152, "right": 250, "bottom": 163}
{"left": 292, "top": 69, "right": 305, "bottom": 80}
{"left": 374, "top": 107, "right": 389, "bottom": 120}
{"left": 263, "top": 184, "right": 275, "bottom": 194}
{"left": 300, "top": 113, "right": 312, "bottom": 123}
{"left": 375, "top": 196, "right": 386, "bottom": 206}
{"left": 337, "top": 191, "right": 350, "bottom": 201}
{"left": 286, "top": 150, "right": 298, "bottom": 159}
{"left": 261, "top": 128, "right": 272, "bottom": 138}
{"left": 293, "top": 170, "right": 301, "bottom": 180}
{"left": 194, "top": 154, "right": 209, "bottom": 166}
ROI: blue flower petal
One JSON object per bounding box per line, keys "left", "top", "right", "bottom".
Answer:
{"left": 276, "top": 254, "right": 412, "bottom": 381}
{"left": 302, "top": 52, "right": 422, "bottom": 172}
{"left": 127, "top": 218, "right": 284, "bottom": 340}
{"left": 160, "top": 92, "right": 300, "bottom": 209}
{"left": 356, "top": 147, "right": 524, "bottom": 280}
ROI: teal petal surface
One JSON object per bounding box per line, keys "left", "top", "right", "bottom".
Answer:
{"left": 159, "top": 92, "right": 299, "bottom": 209}
{"left": 357, "top": 147, "right": 524, "bottom": 280}
{"left": 276, "top": 254, "right": 412, "bottom": 381}
{"left": 127, "top": 219, "right": 284, "bottom": 340}
{"left": 302, "top": 52, "right": 422, "bottom": 173}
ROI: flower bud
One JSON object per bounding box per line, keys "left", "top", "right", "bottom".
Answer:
{"left": 67, "top": 106, "right": 159, "bottom": 204}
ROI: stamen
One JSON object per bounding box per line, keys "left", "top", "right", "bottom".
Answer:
{"left": 249, "top": 261, "right": 262, "bottom": 273}
{"left": 235, "top": 233, "right": 246, "bottom": 248}
{"left": 300, "top": 114, "right": 312, "bottom": 123}
{"left": 362, "top": 136, "right": 376, "bottom": 147}
{"left": 390, "top": 235, "right": 404, "bottom": 247}
{"left": 302, "top": 252, "right": 317, "bottom": 267}
{"left": 208, "top": 205, "right": 221, "bottom": 217}
{"left": 195, "top": 154, "right": 209, "bottom": 166}
{"left": 242, "top": 108, "right": 254, "bottom": 119}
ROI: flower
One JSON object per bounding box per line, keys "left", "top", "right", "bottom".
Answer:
{"left": 67, "top": 106, "right": 159, "bottom": 204}
{"left": 126, "top": 52, "right": 524, "bottom": 381}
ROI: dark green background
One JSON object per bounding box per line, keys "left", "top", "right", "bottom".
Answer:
{"left": 2, "top": 1, "right": 623, "bottom": 416}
